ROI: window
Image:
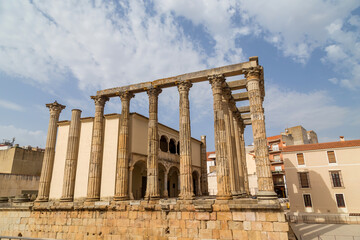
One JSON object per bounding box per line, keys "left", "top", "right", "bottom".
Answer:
{"left": 275, "top": 166, "right": 282, "bottom": 171}
{"left": 329, "top": 171, "right": 343, "bottom": 187}
{"left": 272, "top": 144, "right": 279, "bottom": 151}
{"left": 327, "top": 151, "right": 336, "bottom": 164}
{"left": 169, "top": 139, "right": 176, "bottom": 154}
{"left": 274, "top": 155, "right": 281, "bottom": 161}
{"left": 336, "top": 194, "right": 346, "bottom": 208}
{"left": 298, "top": 172, "right": 310, "bottom": 188}
{"left": 160, "top": 136, "right": 168, "bottom": 152}
{"left": 297, "top": 153, "right": 305, "bottom": 165}
{"left": 303, "top": 194, "right": 312, "bottom": 207}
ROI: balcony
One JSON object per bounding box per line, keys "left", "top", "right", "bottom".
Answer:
{"left": 271, "top": 160, "right": 283, "bottom": 165}
{"left": 158, "top": 151, "right": 179, "bottom": 163}
{"left": 272, "top": 170, "right": 285, "bottom": 175}
{"left": 274, "top": 181, "right": 285, "bottom": 186}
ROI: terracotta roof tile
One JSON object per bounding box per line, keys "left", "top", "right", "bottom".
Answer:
{"left": 207, "top": 151, "right": 215, "bottom": 161}
{"left": 282, "top": 140, "right": 360, "bottom": 152}
{"left": 267, "top": 135, "right": 282, "bottom": 141}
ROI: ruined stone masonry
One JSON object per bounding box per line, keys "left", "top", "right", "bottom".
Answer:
{"left": 0, "top": 57, "right": 288, "bottom": 240}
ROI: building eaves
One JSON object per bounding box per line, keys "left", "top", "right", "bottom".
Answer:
{"left": 282, "top": 140, "right": 360, "bottom": 152}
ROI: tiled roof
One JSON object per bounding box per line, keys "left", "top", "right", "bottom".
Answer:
{"left": 206, "top": 151, "right": 215, "bottom": 161}
{"left": 282, "top": 140, "right": 360, "bottom": 152}
{"left": 267, "top": 135, "right": 282, "bottom": 141}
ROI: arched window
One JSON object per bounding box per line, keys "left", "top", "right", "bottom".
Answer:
{"left": 177, "top": 142, "right": 180, "bottom": 155}
{"left": 160, "top": 135, "right": 168, "bottom": 152}
{"left": 169, "top": 139, "right": 176, "bottom": 154}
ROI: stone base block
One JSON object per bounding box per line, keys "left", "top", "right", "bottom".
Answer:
{"left": 0, "top": 198, "right": 289, "bottom": 239}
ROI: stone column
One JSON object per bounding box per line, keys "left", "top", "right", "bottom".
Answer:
{"left": 200, "top": 135, "right": 208, "bottom": 196}
{"left": 222, "top": 87, "right": 238, "bottom": 197}
{"left": 163, "top": 171, "right": 168, "bottom": 198}
{"left": 240, "top": 130, "right": 250, "bottom": 195}
{"left": 145, "top": 87, "right": 162, "bottom": 200}
{"left": 36, "top": 101, "right": 65, "bottom": 202}
{"left": 86, "top": 95, "right": 109, "bottom": 201}
{"left": 244, "top": 67, "right": 276, "bottom": 199}
{"left": 229, "top": 105, "right": 241, "bottom": 196}
{"left": 129, "top": 166, "right": 134, "bottom": 200}
{"left": 209, "top": 74, "right": 232, "bottom": 200}
{"left": 61, "top": 109, "right": 82, "bottom": 201}
{"left": 114, "top": 92, "right": 134, "bottom": 201}
{"left": 177, "top": 81, "right": 194, "bottom": 200}
{"left": 233, "top": 112, "right": 246, "bottom": 196}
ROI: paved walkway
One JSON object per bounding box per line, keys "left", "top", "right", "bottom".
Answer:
{"left": 290, "top": 223, "right": 360, "bottom": 240}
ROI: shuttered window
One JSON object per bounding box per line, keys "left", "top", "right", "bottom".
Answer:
{"left": 327, "top": 151, "right": 336, "bottom": 164}
{"left": 336, "top": 194, "right": 346, "bottom": 208}
{"left": 330, "top": 171, "right": 343, "bottom": 187}
{"left": 298, "top": 172, "right": 310, "bottom": 188}
{"left": 297, "top": 153, "right": 305, "bottom": 165}
{"left": 303, "top": 194, "right": 312, "bottom": 207}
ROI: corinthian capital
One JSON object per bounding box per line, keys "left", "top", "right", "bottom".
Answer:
{"left": 176, "top": 81, "right": 192, "bottom": 93}
{"left": 146, "top": 87, "right": 162, "bottom": 97}
{"left": 208, "top": 74, "right": 225, "bottom": 89}
{"left": 91, "top": 95, "right": 109, "bottom": 107}
{"left": 243, "top": 66, "right": 262, "bottom": 80}
{"left": 46, "top": 101, "right": 66, "bottom": 115}
{"left": 118, "top": 91, "right": 135, "bottom": 101}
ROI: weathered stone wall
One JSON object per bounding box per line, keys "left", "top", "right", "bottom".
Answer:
{"left": 0, "top": 199, "right": 288, "bottom": 240}
{"left": 0, "top": 147, "right": 44, "bottom": 176}
{"left": 0, "top": 173, "right": 40, "bottom": 197}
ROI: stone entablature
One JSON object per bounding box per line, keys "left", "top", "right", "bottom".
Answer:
{"left": 0, "top": 199, "right": 288, "bottom": 240}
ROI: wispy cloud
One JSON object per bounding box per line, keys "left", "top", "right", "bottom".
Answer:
{"left": 0, "top": 99, "right": 24, "bottom": 111}
{"left": 264, "top": 84, "right": 350, "bottom": 131}
{"left": 0, "top": 124, "right": 46, "bottom": 147}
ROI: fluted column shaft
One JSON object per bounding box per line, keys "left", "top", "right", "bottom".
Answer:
{"left": 240, "top": 130, "right": 250, "bottom": 195}
{"left": 145, "top": 88, "right": 162, "bottom": 200}
{"left": 61, "top": 109, "right": 82, "bottom": 201}
{"left": 114, "top": 92, "right": 134, "bottom": 201}
{"left": 209, "top": 75, "right": 232, "bottom": 200}
{"left": 222, "top": 88, "right": 237, "bottom": 196}
{"left": 233, "top": 113, "right": 246, "bottom": 196}
{"left": 129, "top": 166, "right": 134, "bottom": 200}
{"left": 200, "top": 135, "right": 208, "bottom": 196}
{"left": 245, "top": 67, "right": 276, "bottom": 199}
{"left": 37, "top": 101, "right": 65, "bottom": 202}
{"left": 177, "top": 81, "right": 194, "bottom": 200}
{"left": 229, "top": 108, "right": 241, "bottom": 196}
{"left": 86, "top": 96, "right": 109, "bottom": 201}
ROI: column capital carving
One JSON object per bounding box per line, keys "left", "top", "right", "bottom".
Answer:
{"left": 146, "top": 87, "right": 162, "bottom": 97}
{"left": 208, "top": 74, "right": 225, "bottom": 89}
{"left": 118, "top": 91, "right": 135, "bottom": 101}
{"left": 243, "top": 66, "right": 262, "bottom": 80}
{"left": 176, "top": 81, "right": 192, "bottom": 92}
{"left": 222, "top": 86, "right": 232, "bottom": 101}
{"left": 129, "top": 166, "right": 134, "bottom": 171}
{"left": 46, "top": 101, "right": 66, "bottom": 115}
{"left": 91, "top": 95, "right": 109, "bottom": 107}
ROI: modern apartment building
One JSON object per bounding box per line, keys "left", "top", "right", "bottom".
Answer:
{"left": 283, "top": 138, "right": 360, "bottom": 214}
{"left": 267, "top": 126, "right": 318, "bottom": 198}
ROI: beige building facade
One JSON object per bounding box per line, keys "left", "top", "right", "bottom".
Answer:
{"left": 48, "top": 112, "right": 203, "bottom": 201}
{"left": 0, "top": 146, "right": 44, "bottom": 197}
{"left": 283, "top": 139, "right": 360, "bottom": 214}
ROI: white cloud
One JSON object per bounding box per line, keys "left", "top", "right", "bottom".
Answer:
{"left": 0, "top": 125, "right": 46, "bottom": 148}
{"left": 264, "top": 84, "right": 349, "bottom": 131}
{"left": 0, "top": 99, "right": 24, "bottom": 111}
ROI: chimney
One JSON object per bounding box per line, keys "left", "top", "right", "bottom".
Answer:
{"left": 340, "top": 136, "right": 345, "bottom": 142}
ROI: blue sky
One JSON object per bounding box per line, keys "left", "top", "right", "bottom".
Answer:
{"left": 0, "top": 0, "right": 359, "bottom": 151}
